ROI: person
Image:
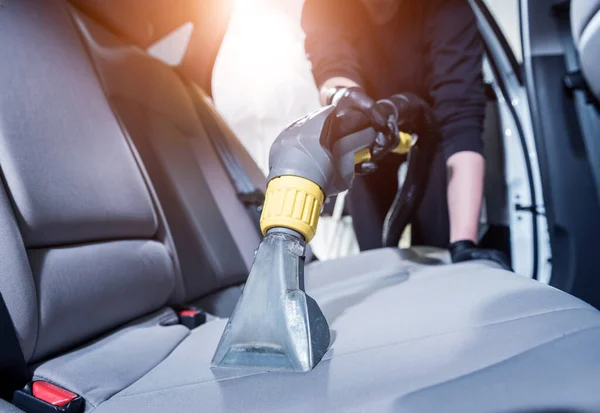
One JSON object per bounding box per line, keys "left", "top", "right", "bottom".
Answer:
{"left": 301, "top": 0, "right": 509, "bottom": 266}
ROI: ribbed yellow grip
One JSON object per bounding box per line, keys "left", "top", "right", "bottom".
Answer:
{"left": 260, "top": 176, "right": 324, "bottom": 243}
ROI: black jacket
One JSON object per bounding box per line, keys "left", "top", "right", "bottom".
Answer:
{"left": 301, "top": 0, "right": 486, "bottom": 161}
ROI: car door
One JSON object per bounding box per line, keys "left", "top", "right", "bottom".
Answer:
{"left": 473, "top": 0, "right": 600, "bottom": 309}
{"left": 470, "top": 0, "right": 552, "bottom": 284}
{"left": 520, "top": 0, "right": 600, "bottom": 308}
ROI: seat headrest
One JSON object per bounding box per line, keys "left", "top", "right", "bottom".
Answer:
{"left": 571, "top": 0, "right": 600, "bottom": 44}
{"left": 70, "top": 0, "right": 234, "bottom": 95}
{"left": 571, "top": 0, "right": 600, "bottom": 100}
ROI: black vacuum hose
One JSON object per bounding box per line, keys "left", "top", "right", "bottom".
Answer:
{"left": 381, "top": 93, "right": 441, "bottom": 247}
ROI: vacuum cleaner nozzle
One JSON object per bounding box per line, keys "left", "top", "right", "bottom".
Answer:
{"left": 211, "top": 230, "right": 330, "bottom": 373}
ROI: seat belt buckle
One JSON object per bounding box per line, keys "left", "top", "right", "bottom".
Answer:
{"left": 178, "top": 307, "right": 207, "bottom": 329}
{"left": 13, "top": 381, "right": 83, "bottom": 413}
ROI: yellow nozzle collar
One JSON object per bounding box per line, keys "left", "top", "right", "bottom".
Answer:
{"left": 353, "top": 131, "right": 413, "bottom": 165}
{"left": 260, "top": 176, "right": 324, "bottom": 243}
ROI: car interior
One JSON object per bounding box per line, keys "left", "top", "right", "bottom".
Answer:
{"left": 1, "top": 0, "right": 600, "bottom": 412}
{"left": 515, "top": 0, "right": 600, "bottom": 307}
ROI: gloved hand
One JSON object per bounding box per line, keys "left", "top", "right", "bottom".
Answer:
{"left": 449, "top": 240, "right": 512, "bottom": 271}
{"left": 327, "top": 87, "right": 399, "bottom": 174}
{"left": 329, "top": 87, "right": 388, "bottom": 130}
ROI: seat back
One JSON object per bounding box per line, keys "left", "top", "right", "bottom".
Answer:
{"left": 572, "top": 0, "right": 600, "bottom": 99}
{"left": 0, "top": 0, "right": 181, "bottom": 363}
{"left": 71, "top": 10, "right": 266, "bottom": 307}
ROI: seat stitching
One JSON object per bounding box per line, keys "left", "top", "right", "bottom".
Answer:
{"left": 107, "top": 306, "right": 598, "bottom": 400}
{"left": 100, "top": 327, "right": 191, "bottom": 402}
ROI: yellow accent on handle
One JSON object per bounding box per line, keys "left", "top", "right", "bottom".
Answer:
{"left": 353, "top": 148, "right": 372, "bottom": 165}
{"left": 394, "top": 131, "right": 413, "bottom": 155}
{"left": 353, "top": 132, "right": 413, "bottom": 165}
{"left": 260, "top": 176, "right": 324, "bottom": 243}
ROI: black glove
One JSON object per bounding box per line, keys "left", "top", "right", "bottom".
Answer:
{"left": 449, "top": 240, "right": 512, "bottom": 271}
{"left": 329, "top": 87, "right": 388, "bottom": 129}
{"left": 327, "top": 87, "right": 399, "bottom": 174}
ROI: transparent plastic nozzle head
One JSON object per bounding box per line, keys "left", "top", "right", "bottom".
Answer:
{"left": 211, "top": 230, "right": 331, "bottom": 373}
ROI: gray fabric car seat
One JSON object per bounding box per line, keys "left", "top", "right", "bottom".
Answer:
{"left": 0, "top": 0, "right": 188, "bottom": 407}
{"left": 0, "top": 0, "right": 186, "bottom": 366}
{"left": 1, "top": 1, "right": 600, "bottom": 412}
{"left": 47, "top": 250, "right": 600, "bottom": 413}
{"left": 71, "top": 3, "right": 319, "bottom": 317}
{"left": 572, "top": 0, "right": 600, "bottom": 100}
{"left": 70, "top": 10, "right": 266, "bottom": 315}
{"left": 0, "top": 399, "right": 24, "bottom": 413}
{"left": 72, "top": 9, "right": 264, "bottom": 314}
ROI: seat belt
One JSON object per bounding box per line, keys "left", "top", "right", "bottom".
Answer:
{"left": 0, "top": 293, "right": 30, "bottom": 401}
{"left": 180, "top": 76, "right": 265, "bottom": 234}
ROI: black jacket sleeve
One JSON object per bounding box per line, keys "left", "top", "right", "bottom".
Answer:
{"left": 424, "top": 0, "right": 486, "bottom": 161}
{"left": 301, "top": 0, "right": 364, "bottom": 88}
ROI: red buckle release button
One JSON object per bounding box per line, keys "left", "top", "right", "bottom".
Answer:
{"left": 178, "top": 308, "right": 206, "bottom": 329}
{"left": 32, "top": 381, "right": 77, "bottom": 407}
{"left": 179, "top": 310, "right": 198, "bottom": 317}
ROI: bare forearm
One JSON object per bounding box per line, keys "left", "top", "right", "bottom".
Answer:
{"left": 446, "top": 151, "right": 485, "bottom": 243}
{"left": 318, "top": 77, "right": 360, "bottom": 106}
